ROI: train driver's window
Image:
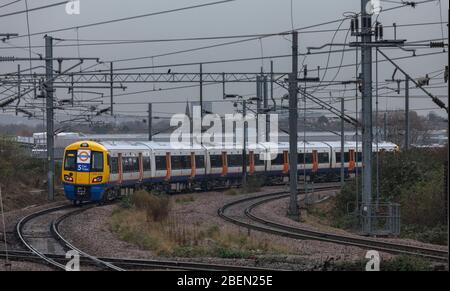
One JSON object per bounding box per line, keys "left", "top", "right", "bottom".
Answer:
{"left": 64, "top": 150, "right": 77, "bottom": 171}
{"left": 91, "top": 151, "right": 104, "bottom": 172}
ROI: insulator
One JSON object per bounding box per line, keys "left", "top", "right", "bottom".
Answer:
{"left": 351, "top": 19, "right": 355, "bottom": 33}
{"left": 0, "top": 98, "right": 15, "bottom": 107}
{"left": 375, "top": 23, "right": 380, "bottom": 40}
{"left": 379, "top": 24, "right": 384, "bottom": 40}
{"left": 444, "top": 66, "right": 448, "bottom": 83}
{"left": 430, "top": 42, "right": 444, "bottom": 48}
{"left": 0, "top": 56, "right": 15, "bottom": 62}
{"left": 355, "top": 17, "right": 359, "bottom": 32}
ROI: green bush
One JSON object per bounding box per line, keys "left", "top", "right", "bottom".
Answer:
{"left": 0, "top": 137, "right": 45, "bottom": 188}
{"left": 332, "top": 148, "right": 448, "bottom": 243}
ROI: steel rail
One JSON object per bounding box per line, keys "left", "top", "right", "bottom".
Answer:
{"left": 51, "top": 206, "right": 125, "bottom": 271}
{"left": 218, "top": 186, "right": 448, "bottom": 262}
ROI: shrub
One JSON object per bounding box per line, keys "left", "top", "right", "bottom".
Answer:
{"left": 224, "top": 188, "right": 239, "bottom": 196}
{"left": 332, "top": 148, "right": 447, "bottom": 239}
{"left": 242, "top": 175, "right": 264, "bottom": 194}
{"left": 131, "top": 190, "right": 171, "bottom": 222}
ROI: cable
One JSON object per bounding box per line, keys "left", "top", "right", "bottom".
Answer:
{"left": 0, "top": 0, "right": 21, "bottom": 9}
{"left": 0, "top": 1, "right": 67, "bottom": 18}
{"left": 9, "top": 0, "right": 237, "bottom": 40}
{"left": 1, "top": 21, "right": 445, "bottom": 51}
{"left": 437, "top": 0, "right": 446, "bottom": 52}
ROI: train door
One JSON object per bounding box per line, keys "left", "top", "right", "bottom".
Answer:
{"left": 283, "top": 150, "right": 289, "bottom": 174}
{"left": 349, "top": 149, "right": 355, "bottom": 172}
{"left": 165, "top": 152, "right": 171, "bottom": 180}
{"left": 221, "top": 151, "right": 228, "bottom": 177}
{"left": 118, "top": 153, "right": 123, "bottom": 184}
{"left": 312, "top": 150, "right": 319, "bottom": 173}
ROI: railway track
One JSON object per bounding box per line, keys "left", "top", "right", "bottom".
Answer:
{"left": 15, "top": 204, "right": 124, "bottom": 271}
{"left": 218, "top": 185, "right": 449, "bottom": 262}
{"left": 11, "top": 203, "right": 282, "bottom": 271}
{"left": 0, "top": 250, "right": 282, "bottom": 271}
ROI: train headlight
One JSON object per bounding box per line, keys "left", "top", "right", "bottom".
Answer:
{"left": 64, "top": 175, "right": 74, "bottom": 182}
{"left": 92, "top": 176, "right": 103, "bottom": 183}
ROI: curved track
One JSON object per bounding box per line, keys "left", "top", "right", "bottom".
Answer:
{"left": 15, "top": 204, "right": 124, "bottom": 271}
{"left": 1, "top": 249, "right": 282, "bottom": 271}
{"left": 12, "top": 204, "right": 282, "bottom": 271}
{"left": 218, "top": 186, "right": 449, "bottom": 262}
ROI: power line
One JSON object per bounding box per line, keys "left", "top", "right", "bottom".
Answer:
{"left": 0, "top": 0, "right": 21, "bottom": 9}
{"left": 0, "top": 1, "right": 67, "bottom": 18}
{"left": 9, "top": 0, "right": 237, "bottom": 40}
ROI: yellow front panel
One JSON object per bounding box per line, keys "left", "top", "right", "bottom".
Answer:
{"left": 62, "top": 141, "right": 109, "bottom": 186}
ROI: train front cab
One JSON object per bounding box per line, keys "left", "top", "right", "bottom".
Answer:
{"left": 62, "top": 141, "right": 109, "bottom": 203}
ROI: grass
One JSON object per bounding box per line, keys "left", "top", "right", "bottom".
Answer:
{"left": 111, "top": 190, "right": 287, "bottom": 258}
{"left": 175, "top": 196, "right": 195, "bottom": 204}
{"left": 331, "top": 255, "right": 435, "bottom": 271}
{"left": 224, "top": 176, "right": 265, "bottom": 196}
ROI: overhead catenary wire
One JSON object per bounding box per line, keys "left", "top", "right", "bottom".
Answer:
{"left": 8, "top": 0, "right": 238, "bottom": 40}
{"left": 0, "top": 1, "right": 67, "bottom": 18}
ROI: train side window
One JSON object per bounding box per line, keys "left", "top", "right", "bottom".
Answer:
{"left": 195, "top": 155, "right": 205, "bottom": 168}
{"left": 318, "top": 153, "right": 329, "bottom": 164}
{"left": 336, "top": 152, "right": 351, "bottom": 163}
{"left": 181, "top": 156, "right": 192, "bottom": 170}
{"left": 355, "top": 152, "right": 362, "bottom": 162}
{"left": 132, "top": 157, "right": 139, "bottom": 171}
{"left": 110, "top": 157, "right": 119, "bottom": 174}
{"left": 122, "top": 157, "right": 128, "bottom": 173}
{"left": 171, "top": 156, "right": 182, "bottom": 170}
{"left": 155, "top": 156, "right": 166, "bottom": 171}
{"left": 254, "top": 154, "right": 265, "bottom": 166}
{"left": 298, "top": 153, "right": 313, "bottom": 164}
{"left": 228, "top": 154, "right": 242, "bottom": 167}
{"left": 143, "top": 157, "right": 151, "bottom": 171}
{"left": 210, "top": 155, "right": 222, "bottom": 168}
{"left": 272, "top": 154, "right": 284, "bottom": 165}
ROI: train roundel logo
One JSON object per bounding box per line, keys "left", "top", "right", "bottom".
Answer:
{"left": 77, "top": 150, "right": 91, "bottom": 164}
{"left": 78, "top": 151, "right": 90, "bottom": 161}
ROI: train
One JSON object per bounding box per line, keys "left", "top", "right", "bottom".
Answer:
{"left": 61, "top": 140, "right": 398, "bottom": 204}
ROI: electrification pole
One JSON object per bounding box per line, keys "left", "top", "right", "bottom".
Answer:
{"left": 45, "top": 35, "right": 55, "bottom": 201}
{"left": 200, "top": 63, "right": 203, "bottom": 120}
{"left": 341, "top": 98, "right": 345, "bottom": 188}
{"left": 148, "top": 103, "right": 152, "bottom": 141}
{"left": 361, "top": 0, "right": 373, "bottom": 234}
{"left": 16, "top": 65, "right": 20, "bottom": 115}
{"left": 242, "top": 100, "right": 248, "bottom": 186}
{"left": 110, "top": 62, "right": 114, "bottom": 116}
{"left": 288, "top": 31, "right": 299, "bottom": 220}
{"left": 405, "top": 76, "right": 410, "bottom": 150}
{"left": 263, "top": 75, "right": 269, "bottom": 142}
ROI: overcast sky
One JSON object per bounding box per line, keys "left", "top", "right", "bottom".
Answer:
{"left": 0, "top": 0, "right": 448, "bottom": 125}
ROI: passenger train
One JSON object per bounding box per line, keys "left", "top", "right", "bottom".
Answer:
{"left": 62, "top": 140, "right": 398, "bottom": 203}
